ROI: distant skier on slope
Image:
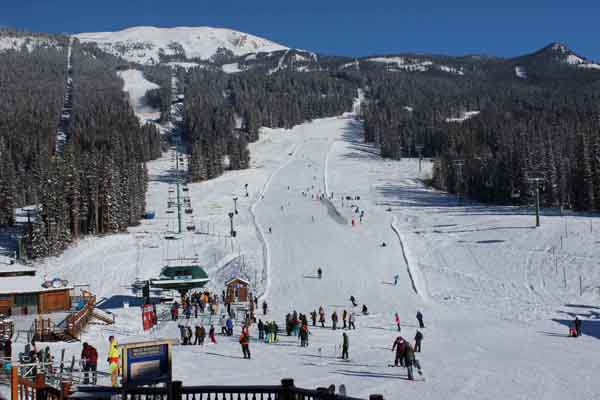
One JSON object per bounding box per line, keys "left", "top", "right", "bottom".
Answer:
{"left": 414, "top": 330, "right": 423, "bottom": 352}
{"left": 362, "top": 304, "right": 369, "bottom": 315}
{"left": 574, "top": 317, "right": 582, "bottom": 337}
{"left": 394, "top": 274, "right": 399, "bottom": 285}
{"left": 348, "top": 311, "right": 356, "bottom": 330}
{"left": 349, "top": 296, "right": 357, "bottom": 307}
{"left": 262, "top": 301, "right": 268, "bottom": 315}
{"left": 416, "top": 311, "right": 425, "bottom": 328}
{"left": 341, "top": 332, "right": 349, "bottom": 360}
{"left": 310, "top": 310, "right": 317, "bottom": 327}
{"left": 317, "top": 268, "right": 322, "bottom": 279}
{"left": 319, "top": 306, "right": 326, "bottom": 328}
{"left": 331, "top": 311, "right": 338, "bottom": 330}
{"left": 391, "top": 335, "right": 405, "bottom": 366}
{"left": 395, "top": 313, "right": 401, "bottom": 331}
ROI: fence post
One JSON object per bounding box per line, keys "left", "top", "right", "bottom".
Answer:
{"left": 11, "top": 366, "right": 18, "bottom": 400}
{"left": 34, "top": 373, "right": 45, "bottom": 400}
{"left": 168, "top": 380, "right": 183, "bottom": 400}
{"left": 281, "top": 379, "right": 295, "bottom": 400}
{"left": 60, "top": 381, "right": 72, "bottom": 400}
{"left": 369, "top": 395, "right": 384, "bottom": 400}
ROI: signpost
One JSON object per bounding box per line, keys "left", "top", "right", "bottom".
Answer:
{"left": 121, "top": 340, "right": 173, "bottom": 386}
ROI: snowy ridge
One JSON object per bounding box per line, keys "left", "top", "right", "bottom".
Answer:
{"left": 367, "top": 56, "right": 434, "bottom": 72}
{"left": 75, "top": 26, "right": 288, "bottom": 64}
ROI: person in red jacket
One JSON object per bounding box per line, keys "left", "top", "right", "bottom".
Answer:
{"left": 81, "top": 342, "right": 98, "bottom": 384}
{"left": 395, "top": 313, "right": 401, "bottom": 332}
{"left": 240, "top": 331, "right": 251, "bottom": 359}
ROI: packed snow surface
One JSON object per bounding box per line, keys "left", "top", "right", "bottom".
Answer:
{"left": 5, "top": 108, "right": 600, "bottom": 399}
{"left": 117, "top": 69, "right": 160, "bottom": 123}
{"left": 74, "top": 26, "right": 288, "bottom": 64}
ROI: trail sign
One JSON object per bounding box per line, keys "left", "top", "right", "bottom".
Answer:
{"left": 121, "top": 340, "right": 173, "bottom": 386}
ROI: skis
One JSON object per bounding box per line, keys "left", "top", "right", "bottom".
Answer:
{"left": 387, "top": 365, "right": 426, "bottom": 381}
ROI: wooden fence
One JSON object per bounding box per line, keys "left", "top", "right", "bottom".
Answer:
{"left": 69, "top": 379, "right": 384, "bottom": 400}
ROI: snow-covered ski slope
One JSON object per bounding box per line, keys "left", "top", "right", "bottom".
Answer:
{"left": 23, "top": 81, "right": 600, "bottom": 399}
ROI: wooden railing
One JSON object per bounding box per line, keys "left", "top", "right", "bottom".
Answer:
{"left": 66, "top": 292, "right": 96, "bottom": 340}
{"left": 69, "top": 379, "right": 384, "bottom": 400}
{"left": 11, "top": 367, "right": 71, "bottom": 400}
{"left": 33, "top": 290, "right": 97, "bottom": 342}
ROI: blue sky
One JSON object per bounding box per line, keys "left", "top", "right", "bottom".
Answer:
{"left": 2, "top": 1, "right": 599, "bottom": 60}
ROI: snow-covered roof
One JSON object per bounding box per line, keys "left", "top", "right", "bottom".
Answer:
{"left": 0, "top": 275, "right": 72, "bottom": 295}
{"left": 0, "top": 264, "right": 37, "bottom": 275}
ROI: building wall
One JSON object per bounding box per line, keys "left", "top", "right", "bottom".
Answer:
{"left": 39, "top": 290, "right": 71, "bottom": 313}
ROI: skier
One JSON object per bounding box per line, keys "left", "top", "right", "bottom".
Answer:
{"left": 341, "top": 332, "right": 349, "bottom": 360}
{"left": 351, "top": 218, "right": 356, "bottom": 227}
{"left": 342, "top": 310, "right": 347, "bottom": 329}
{"left": 319, "top": 306, "right": 326, "bottom": 328}
{"left": 300, "top": 324, "right": 309, "bottom": 347}
{"left": 395, "top": 313, "right": 401, "bottom": 331}
{"left": 394, "top": 274, "right": 399, "bottom": 285}
{"left": 262, "top": 301, "right": 268, "bottom": 315}
{"left": 257, "top": 320, "right": 265, "bottom": 340}
{"left": 348, "top": 311, "right": 356, "bottom": 330}
{"left": 194, "top": 325, "right": 202, "bottom": 345}
{"left": 268, "top": 227, "right": 272, "bottom": 234}
{"left": 317, "top": 268, "right": 322, "bottom": 279}
{"left": 226, "top": 317, "right": 234, "bottom": 336}
{"left": 416, "top": 311, "right": 425, "bottom": 328}
{"left": 81, "top": 342, "right": 98, "bottom": 385}
{"left": 392, "top": 336, "right": 406, "bottom": 367}
{"left": 107, "top": 336, "right": 120, "bottom": 387}
{"left": 209, "top": 325, "right": 217, "bottom": 344}
{"left": 405, "top": 344, "right": 416, "bottom": 380}
{"left": 186, "top": 326, "right": 193, "bottom": 344}
{"left": 414, "top": 330, "right": 423, "bottom": 352}
{"left": 349, "top": 296, "right": 357, "bottom": 307}
{"left": 360, "top": 210, "right": 364, "bottom": 223}
{"left": 240, "top": 330, "right": 251, "bottom": 359}
{"left": 310, "top": 310, "right": 317, "bottom": 327}
{"left": 331, "top": 311, "right": 338, "bottom": 330}
{"left": 362, "top": 304, "right": 369, "bottom": 315}
{"left": 574, "top": 317, "right": 582, "bottom": 337}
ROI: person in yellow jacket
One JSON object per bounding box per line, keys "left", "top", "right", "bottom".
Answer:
{"left": 107, "top": 336, "right": 120, "bottom": 387}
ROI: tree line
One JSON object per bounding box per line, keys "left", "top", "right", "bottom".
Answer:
{"left": 0, "top": 38, "right": 162, "bottom": 258}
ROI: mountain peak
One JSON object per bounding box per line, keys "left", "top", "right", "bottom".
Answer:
{"left": 74, "top": 26, "right": 288, "bottom": 64}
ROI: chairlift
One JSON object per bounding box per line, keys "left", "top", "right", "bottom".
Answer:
{"left": 186, "top": 224, "right": 196, "bottom": 232}
{"left": 166, "top": 209, "right": 175, "bottom": 214}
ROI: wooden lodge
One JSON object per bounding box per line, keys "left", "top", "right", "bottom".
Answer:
{"left": 225, "top": 277, "right": 251, "bottom": 304}
{"left": 0, "top": 264, "right": 72, "bottom": 316}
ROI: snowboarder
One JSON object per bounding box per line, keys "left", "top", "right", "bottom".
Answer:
{"left": 393, "top": 274, "right": 399, "bottom": 285}
{"left": 341, "top": 333, "right": 349, "bottom": 360}
{"left": 310, "top": 310, "right": 317, "bottom": 327}
{"left": 317, "top": 268, "right": 322, "bottom": 279}
{"left": 392, "top": 336, "right": 406, "bottom": 367}
{"left": 262, "top": 301, "right": 268, "bottom": 315}
{"left": 574, "top": 317, "right": 582, "bottom": 337}
{"left": 395, "top": 313, "right": 401, "bottom": 331}
{"left": 240, "top": 331, "right": 251, "bottom": 359}
{"left": 416, "top": 311, "right": 424, "bottom": 328}
{"left": 342, "top": 310, "right": 347, "bottom": 329}
{"left": 414, "top": 330, "right": 423, "bottom": 352}
{"left": 81, "top": 342, "right": 98, "bottom": 384}
{"left": 332, "top": 311, "right": 338, "bottom": 330}
{"left": 348, "top": 312, "right": 356, "bottom": 330}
